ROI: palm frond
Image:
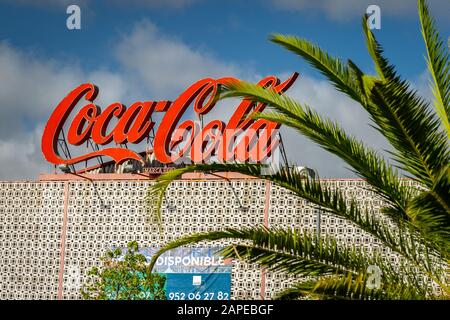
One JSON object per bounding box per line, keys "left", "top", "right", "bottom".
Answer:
{"left": 147, "top": 225, "right": 426, "bottom": 299}
{"left": 407, "top": 166, "right": 450, "bottom": 253}
{"left": 369, "top": 78, "right": 450, "bottom": 221}
{"left": 221, "top": 80, "right": 412, "bottom": 223}
{"left": 358, "top": 21, "right": 450, "bottom": 250}
{"left": 419, "top": 0, "right": 450, "bottom": 140}
{"left": 273, "top": 22, "right": 449, "bottom": 195}
{"left": 145, "top": 0, "right": 449, "bottom": 300}
{"left": 147, "top": 162, "right": 435, "bottom": 268}
{"left": 270, "top": 33, "right": 366, "bottom": 104}
{"left": 362, "top": 15, "right": 392, "bottom": 81}
{"left": 148, "top": 226, "right": 381, "bottom": 278}
{"left": 223, "top": 81, "right": 450, "bottom": 246}
{"left": 275, "top": 272, "right": 428, "bottom": 300}
{"left": 361, "top": 23, "right": 449, "bottom": 189}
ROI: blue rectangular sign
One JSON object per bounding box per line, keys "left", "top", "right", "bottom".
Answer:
{"left": 139, "top": 247, "right": 232, "bottom": 300}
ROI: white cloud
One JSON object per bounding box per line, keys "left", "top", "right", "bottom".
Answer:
{"left": 412, "top": 69, "right": 433, "bottom": 104}
{"left": 0, "top": 18, "right": 432, "bottom": 180}
{"left": 115, "top": 20, "right": 242, "bottom": 99}
{"left": 0, "top": 20, "right": 241, "bottom": 179}
{"left": 0, "top": 127, "right": 46, "bottom": 180}
{"left": 0, "top": 42, "right": 130, "bottom": 179}
{"left": 270, "top": 0, "right": 449, "bottom": 21}
{"left": 0, "top": 43, "right": 82, "bottom": 139}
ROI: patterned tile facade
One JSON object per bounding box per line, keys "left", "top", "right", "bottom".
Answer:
{"left": 0, "top": 178, "right": 407, "bottom": 300}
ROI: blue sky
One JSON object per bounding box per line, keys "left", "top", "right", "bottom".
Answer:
{"left": 0, "top": 0, "right": 449, "bottom": 179}
{"left": 2, "top": 0, "right": 448, "bottom": 77}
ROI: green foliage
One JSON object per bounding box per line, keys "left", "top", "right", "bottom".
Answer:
{"left": 147, "top": 0, "right": 449, "bottom": 300}
{"left": 418, "top": 0, "right": 450, "bottom": 141}
{"left": 81, "top": 241, "right": 166, "bottom": 300}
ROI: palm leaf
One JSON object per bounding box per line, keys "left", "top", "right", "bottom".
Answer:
{"left": 145, "top": 0, "right": 450, "bottom": 300}
{"left": 148, "top": 226, "right": 381, "bottom": 278}
{"left": 220, "top": 80, "right": 412, "bottom": 223}
{"left": 407, "top": 166, "right": 450, "bottom": 253}
{"left": 363, "top": 34, "right": 449, "bottom": 187}
{"left": 147, "top": 162, "right": 438, "bottom": 270}
{"left": 274, "top": 22, "right": 449, "bottom": 194}
{"left": 418, "top": 0, "right": 450, "bottom": 140}
{"left": 275, "top": 272, "right": 428, "bottom": 300}
{"left": 270, "top": 34, "right": 365, "bottom": 104}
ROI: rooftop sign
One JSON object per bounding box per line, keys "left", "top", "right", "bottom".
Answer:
{"left": 41, "top": 73, "right": 298, "bottom": 166}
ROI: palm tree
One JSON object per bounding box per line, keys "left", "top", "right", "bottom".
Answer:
{"left": 147, "top": 0, "right": 449, "bottom": 299}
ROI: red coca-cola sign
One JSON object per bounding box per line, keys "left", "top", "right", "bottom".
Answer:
{"left": 41, "top": 73, "right": 298, "bottom": 166}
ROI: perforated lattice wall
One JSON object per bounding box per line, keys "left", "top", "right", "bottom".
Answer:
{"left": 0, "top": 178, "right": 411, "bottom": 300}
{"left": 0, "top": 182, "right": 65, "bottom": 300}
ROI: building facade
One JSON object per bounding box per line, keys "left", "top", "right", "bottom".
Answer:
{"left": 0, "top": 173, "right": 408, "bottom": 300}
